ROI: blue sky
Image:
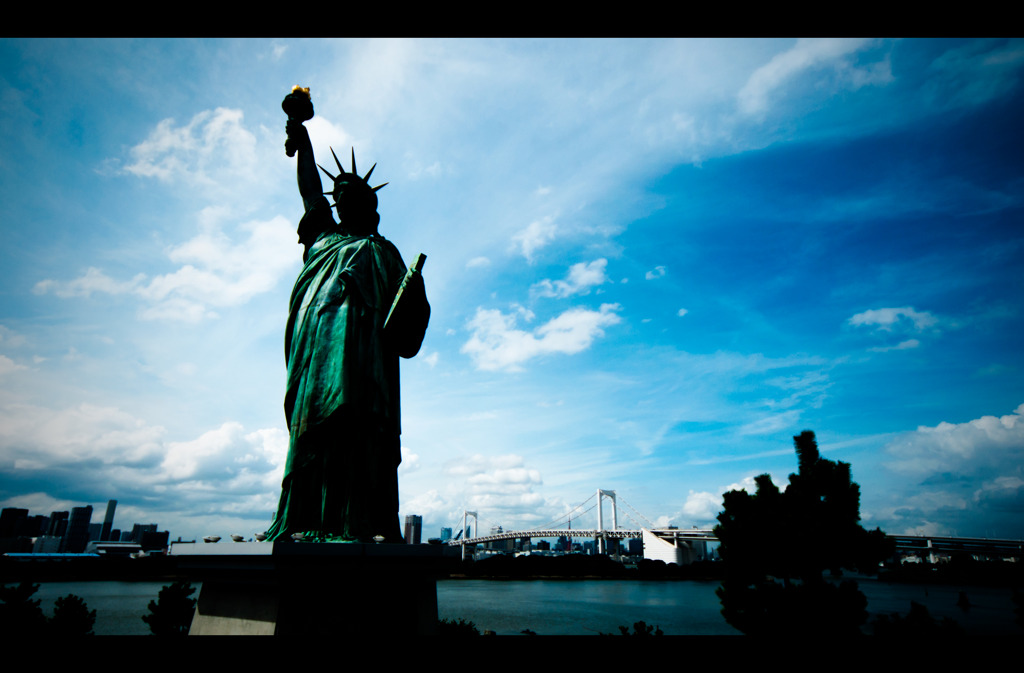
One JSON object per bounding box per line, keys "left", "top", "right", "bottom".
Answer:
{"left": 1, "top": 38, "right": 1022, "bottom": 542}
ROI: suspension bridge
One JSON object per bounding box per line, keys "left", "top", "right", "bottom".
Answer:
{"left": 439, "top": 488, "right": 1024, "bottom": 564}
{"left": 443, "top": 489, "right": 717, "bottom": 563}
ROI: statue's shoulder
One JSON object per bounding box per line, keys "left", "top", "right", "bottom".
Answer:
{"left": 370, "top": 234, "right": 402, "bottom": 256}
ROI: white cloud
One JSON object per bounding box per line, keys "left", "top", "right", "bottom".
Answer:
{"left": 399, "top": 446, "right": 420, "bottom": 473}
{"left": 438, "top": 453, "right": 550, "bottom": 523}
{"left": 0, "top": 402, "right": 165, "bottom": 467}
{"left": 408, "top": 160, "right": 442, "bottom": 180}
{"left": 0, "top": 325, "right": 27, "bottom": 347}
{"left": 34, "top": 267, "right": 144, "bottom": 298}
{"left": 677, "top": 308, "right": 688, "bottom": 317}
{"left": 645, "top": 265, "right": 666, "bottom": 280}
{"left": 35, "top": 216, "right": 296, "bottom": 322}
{"left": 422, "top": 352, "right": 439, "bottom": 367}
{"left": 0, "top": 355, "right": 26, "bottom": 377}
{"left": 738, "top": 410, "right": 802, "bottom": 436}
{"left": 738, "top": 38, "right": 890, "bottom": 116}
{"left": 681, "top": 490, "right": 721, "bottom": 522}
{"left": 511, "top": 215, "right": 557, "bottom": 262}
{"left": 461, "top": 303, "right": 622, "bottom": 371}
{"left": 723, "top": 475, "right": 781, "bottom": 495}
{"left": 0, "top": 397, "right": 287, "bottom": 514}
{"left": 869, "top": 339, "right": 920, "bottom": 353}
{"left": 885, "top": 403, "right": 1024, "bottom": 475}
{"left": 531, "top": 259, "right": 608, "bottom": 299}
{"left": 466, "top": 256, "right": 491, "bottom": 269}
{"left": 849, "top": 306, "right": 938, "bottom": 331}
{"left": 124, "top": 108, "right": 259, "bottom": 187}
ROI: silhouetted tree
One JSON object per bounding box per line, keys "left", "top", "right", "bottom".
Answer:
{"left": 871, "top": 601, "right": 964, "bottom": 636}
{"left": 618, "top": 620, "right": 664, "bottom": 636}
{"left": 0, "top": 582, "right": 47, "bottom": 637}
{"left": 142, "top": 580, "right": 196, "bottom": 636}
{"left": 714, "top": 430, "right": 892, "bottom": 635}
{"left": 50, "top": 594, "right": 96, "bottom": 636}
{"left": 437, "top": 617, "right": 481, "bottom": 636}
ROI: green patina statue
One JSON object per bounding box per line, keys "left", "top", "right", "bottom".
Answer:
{"left": 266, "top": 87, "right": 429, "bottom": 543}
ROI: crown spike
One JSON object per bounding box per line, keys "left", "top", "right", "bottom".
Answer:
{"left": 350, "top": 147, "right": 357, "bottom": 176}
{"left": 372, "top": 182, "right": 389, "bottom": 192}
{"left": 317, "top": 164, "right": 337, "bottom": 182}
{"left": 330, "top": 147, "right": 345, "bottom": 176}
{"left": 363, "top": 163, "right": 377, "bottom": 182}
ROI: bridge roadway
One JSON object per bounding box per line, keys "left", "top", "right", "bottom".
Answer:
{"left": 448, "top": 530, "right": 1023, "bottom": 559}
{"left": 889, "top": 534, "right": 1023, "bottom": 558}
{"left": 447, "top": 528, "right": 717, "bottom": 546}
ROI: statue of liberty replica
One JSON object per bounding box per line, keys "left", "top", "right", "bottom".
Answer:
{"left": 266, "top": 87, "right": 429, "bottom": 544}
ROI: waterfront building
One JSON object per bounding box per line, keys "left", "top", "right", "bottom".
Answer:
{"left": 404, "top": 515, "right": 422, "bottom": 545}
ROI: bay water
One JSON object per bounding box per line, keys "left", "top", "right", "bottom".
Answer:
{"left": 25, "top": 576, "right": 1019, "bottom": 635}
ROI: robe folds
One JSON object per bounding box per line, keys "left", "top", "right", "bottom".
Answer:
{"left": 267, "top": 219, "right": 428, "bottom": 543}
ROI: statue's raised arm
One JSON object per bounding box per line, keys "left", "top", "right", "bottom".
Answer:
{"left": 283, "top": 87, "right": 333, "bottom": 256}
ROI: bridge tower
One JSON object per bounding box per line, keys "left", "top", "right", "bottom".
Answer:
{"left": 461, "top": 510, "right": 479, "bottom": 561}
{"left": 596, "top": 489, "right": 618, "bottom": 555}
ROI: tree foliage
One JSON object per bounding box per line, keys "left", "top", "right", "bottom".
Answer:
{"left": 617, "top": 620, "right": 664, "bottom": 636}
{"left": 871, "top": 601, "right": 964, "bottom": 636}
{"left": 50, "top": 594, "right": 96, "bottom": 636}
{"left": 714, "top": 430, "right": 893, "bottom": 635}
{"left": 0, "top": 582, "right": 48, "bottom": 637}
{"left": 437, "top": 617, "right": 481, "bottom": 636}
{"left": 142, "top": 580, "right": 197, "bottom": 636}
{"left": 1, "top": 583, "right": 97, "bottom": 636}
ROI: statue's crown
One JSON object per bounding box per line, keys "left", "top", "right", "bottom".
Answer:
{"left": 318, "top": 147, "right": 387, "bottom": 209}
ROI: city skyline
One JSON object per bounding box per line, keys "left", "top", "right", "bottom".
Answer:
{"left": 0, "top": 38, "right": 1022, "bottom": 542}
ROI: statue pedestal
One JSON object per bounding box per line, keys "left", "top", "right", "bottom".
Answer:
{"left": 170, "top": 541, "right": 452, "bottom": 635}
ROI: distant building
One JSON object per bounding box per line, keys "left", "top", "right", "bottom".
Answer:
{"left": 128, "top": 523, "right": 157, "bottom": 543}
{"left": 32, "top": 535, "right": 63, "bottom": 553}
{"left": 100, "top": 500, "right": 117, "bottom": 541}
{"left": 139, "top": 530, "right": 170, "bottom": 552}
{"left": 404, "top": 515, "right": 422, "bottom": 545}
{"left": 46, "top": 511, "right": 69, "bottom": 538}
{"left": 84, "top": 540, "right": 142, "bottom": 556}
{"left": 65, "top": 506, "right": 94, "bottom": 553}
{"left": 440, "top": 527, "right": 452, "bottom": 543}
{"left": 0, "top": 508, "right": 30, "bottom": 553}
{"left": 0, "top": 507, "right": 28, "bottom": 538}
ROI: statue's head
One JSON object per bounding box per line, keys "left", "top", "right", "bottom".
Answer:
{"left": 318, "top": 147, "right": 387, "bottom": 236}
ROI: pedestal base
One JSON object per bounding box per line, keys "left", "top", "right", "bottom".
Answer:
{"left": 171, "top": 541, "right": 451, "bottom": 635}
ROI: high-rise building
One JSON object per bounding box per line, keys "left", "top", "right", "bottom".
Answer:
{"left": 128, "top": 523, "right": 157, "bottom": 542}
{"left": 0, "top": 507, "right": 28, "bottom": 538}
{"left": 46, "top": 511, "right": 69, "bottom": 537}
{"left": 404, "top": 515, "right": 422, "bottom": 545}
{"left": 440, "top": 527, "right": 452, "bottom": 543}
{"left": 65, "top": 506, "right": 94, "bottom": 553}
{"left": 100, "top": 499, "right": 117, "bottom": 541}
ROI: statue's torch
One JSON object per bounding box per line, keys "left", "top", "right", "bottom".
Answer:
{"left": 282, "top": 86, "right": 314, "bottom": 157}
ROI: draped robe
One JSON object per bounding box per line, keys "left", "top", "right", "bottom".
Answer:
{"left": 267, "top": 203, "right": 428, "bottom": 542}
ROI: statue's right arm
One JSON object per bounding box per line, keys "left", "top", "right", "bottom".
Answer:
{"left": 287, "top": 119, "right": 323, "bottom": 213}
